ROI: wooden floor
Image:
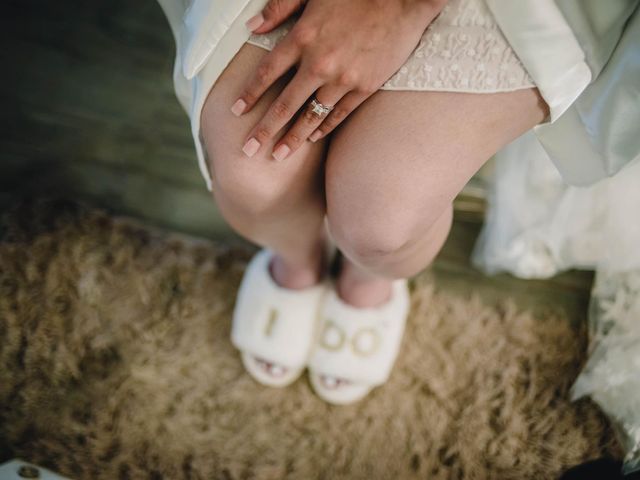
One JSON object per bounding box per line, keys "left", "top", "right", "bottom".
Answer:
{"left": 0, "top": 0, "right": 594, "bottom": 322}
{"left": 0, "top": 0, "right": 229, "bottom": 238}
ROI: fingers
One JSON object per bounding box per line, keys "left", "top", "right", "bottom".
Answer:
{"left": 309, "top": 90, "right": 370, "bottom": 142}
{"left": 231, "top": 37, "right": 300, "bottom": 117}
{"left": 271, "top": 86, "right": 348, "bottom": 160}
{"left": 240, "top": 69, "right": 324, "bottom": 159}
{"left": 246, "top": 0, "right": 307, "bottom": 34}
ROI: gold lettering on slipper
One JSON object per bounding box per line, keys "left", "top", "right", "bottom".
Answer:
{"left": 318, "top": 322, "right": 382, "bottom": 356}
{"left": 351, "top": 327, "right": 381, "bottom": 357}
{"left": 319, "top": 319, "right": 345, "bottom": 351}
{"left": 264, "top": 308, "right": 278, "bottom": 337}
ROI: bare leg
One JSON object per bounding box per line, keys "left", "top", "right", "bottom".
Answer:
{"left": 325, "top": 88, "right": 549, "bottom": 307}
{"left": 335, "top": 205, "right": 453, "bottom": 307}
{"left": 201, "top": 43, "right": 330, "bottom": 289}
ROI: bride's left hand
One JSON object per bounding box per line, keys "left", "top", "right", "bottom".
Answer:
{"left": 231, "top": 0, "right": 446, "bottom": 161}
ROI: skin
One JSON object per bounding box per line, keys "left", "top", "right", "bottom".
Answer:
{"left": 202, "top": 42, "right": 548, "bottom": 383}
{"left": 201, "top": 0, "right": 549, "bottom": 383}
{"left": 231, "top": 0, "right": 447, "bottom": 161}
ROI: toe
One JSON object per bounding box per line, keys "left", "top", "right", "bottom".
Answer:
{"left": 254, "top": 356, "right": 288, "bottom": 378}
{"left": 269, "top": 363, "right": 287, "bottom": 377}
{"left": 320, "top": 375, "right": 351, "bottom": 390}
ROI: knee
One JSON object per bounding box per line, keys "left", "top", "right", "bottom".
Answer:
{"left": 209, "top": 156, "right": 289, "bottom": 219}
{"left": 202, "top": 130, "right": 288, "bottom": 222}
{"left": 326, "top": 200, "right": 423, "bottom": 264}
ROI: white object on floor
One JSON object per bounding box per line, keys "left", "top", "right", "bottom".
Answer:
{"left": 307, "top": 278, "right": 411, "bottom": 405}
{"left": 472, "top": 130, "right": 640, "bottom": 474}
{"left": 231, "top": 247, "right": 330, "bottom": 387}
{"left": 472, "top": 132, "right": 640, "bottom": 277}
{"left": 0, "top": 459, "right": 71, "bottom": 480}
{"left": 571, "top": 270, "right": 640, "bottom": 474}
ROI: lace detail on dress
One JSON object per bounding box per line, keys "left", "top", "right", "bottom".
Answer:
{"left": 246, "top": 0, "right": 535, "bottom": 93}
{"left": 572, "top": 270, "right": 640, "bottom": 475}
{"left": 471, "top": 131, "right": 640, "bottom": 475}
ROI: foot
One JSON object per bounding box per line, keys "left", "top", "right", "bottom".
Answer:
{"left": 243, "top": 243, "right": 331, "bottom": 383}
{"left": 313, "top": 255, "right": 395, "bottom": 391}
{"left": 307, "top": 276, "right": 411, "bottom": 404}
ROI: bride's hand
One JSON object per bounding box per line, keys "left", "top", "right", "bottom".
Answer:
{"left": 231, "top": 0, "right": 446, "bottom": 161}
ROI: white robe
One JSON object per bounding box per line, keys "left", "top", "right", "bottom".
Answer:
{"left": 157, "top": 0, "right": 639, "bottom": 189}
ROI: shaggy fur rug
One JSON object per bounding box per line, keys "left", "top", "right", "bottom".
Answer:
{"left": 0, "top": 199, "right": 620, "bottom": 480}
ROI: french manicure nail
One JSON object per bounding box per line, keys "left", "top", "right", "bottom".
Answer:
{"left": 231, "top": 99, "right": 246, "bottom": 117}
{"left": 245, "top": 13, "right": 265, "bottom": 32}
{"left": 272, "top": 144, "right": 290, "bottom": 162}
{"left": 242, "top": 137, "right": 260, "bottom": 157}
{"left": 309, "top": 130, "right": 322, "bottom": 142}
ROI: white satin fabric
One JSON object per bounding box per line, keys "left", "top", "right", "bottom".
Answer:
{"left": 485, "top": 0, "right": 591, "bottom": 123}
{"left": 158, "top": 0, "right": 268, "bottom": 191}
{"left": 534, "top": 3, "right": 640, "bottom": 186}
{"left": 487, "top": 1, "right": 640, "bottom": 186}
{"left": 157, "top": 0, "right": 628, "bottom": 192}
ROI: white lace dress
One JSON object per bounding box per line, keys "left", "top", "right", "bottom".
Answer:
{"left": 247, "top": 0, "right": 535, "bottom": 93}
{"left": 472, "top": 132, "right": 640, "bottom": 474}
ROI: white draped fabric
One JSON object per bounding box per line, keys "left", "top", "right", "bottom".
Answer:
{"left": 472, "top": 132, "right": 640, "bottom": 474}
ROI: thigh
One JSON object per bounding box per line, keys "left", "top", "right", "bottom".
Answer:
{"left": 200, "top": 43, "right": 328, "bottom": 213}
{"left": 324, "top": 88, "right": 549, "bottom": 247}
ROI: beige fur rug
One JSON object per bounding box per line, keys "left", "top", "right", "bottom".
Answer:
{"left": 0, "top": 199, "right": 620, "bottom": 479}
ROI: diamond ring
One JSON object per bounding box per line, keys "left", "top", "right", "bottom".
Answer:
{"left": 308, "top": 97, "right": 334, "bottom": 119}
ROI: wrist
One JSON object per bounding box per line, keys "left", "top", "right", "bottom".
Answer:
{"left": 404, "top": 0, "right": 448, "bottom": 28}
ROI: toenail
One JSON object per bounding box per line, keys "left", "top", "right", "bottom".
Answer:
{"left": 322, "top": 375, "right": 339, "bottom": 389}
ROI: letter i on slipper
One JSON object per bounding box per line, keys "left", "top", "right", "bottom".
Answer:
{"left": 231, "top": 247, "right": 333, "bottom": 387}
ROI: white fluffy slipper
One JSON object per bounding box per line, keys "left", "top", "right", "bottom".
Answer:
{"left": 308, "top": 277, "right": 411, "bottom": 404}
{"left": 231, "top": 247, "right": 331, "bottom": 387}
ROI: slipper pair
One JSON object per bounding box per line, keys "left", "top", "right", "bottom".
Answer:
{"left": 231, "top": 247, "right": 410, "bottom": 404}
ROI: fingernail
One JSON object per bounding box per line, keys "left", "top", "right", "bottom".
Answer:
{"left": 242, "top": 137, "right": 261, "bottom": 157}
{"left": 309, "top": 130, "right": 322, "bottom": 143}
{"left": 272, "top": 144, "right": 290, "bottom": 162}
{"left": 245, "top": 13, "right": 264, "bottom": 32}
{"left": 231, "top": 99, "right": 246, "bottom": 117}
